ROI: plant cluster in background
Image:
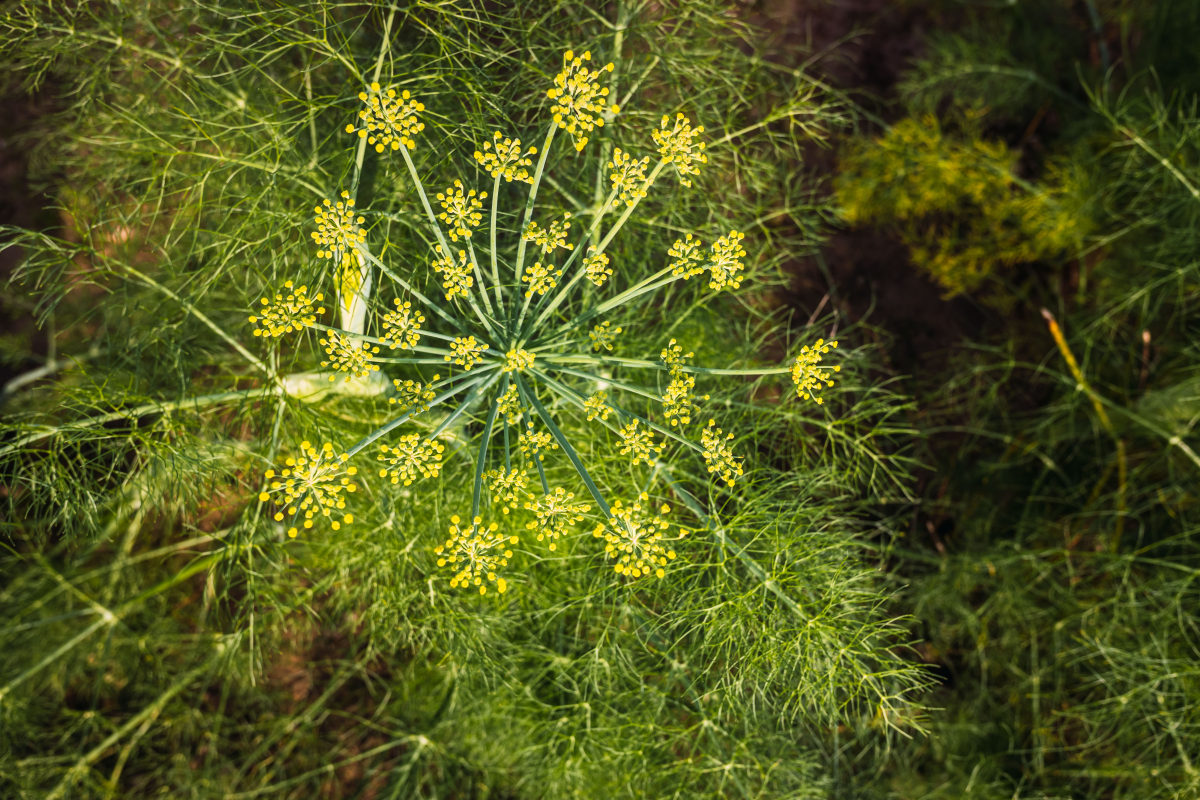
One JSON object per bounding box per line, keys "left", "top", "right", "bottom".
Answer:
{"left": 836, "top": 114, "right": 1091, "bottom": 296}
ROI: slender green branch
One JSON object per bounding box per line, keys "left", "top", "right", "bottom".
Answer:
{"left": 0, "top": 388, "right": 276, "bottom": 459}
{"left": 471, "top": 376, "right": 504, "bottom": 520}
{"left": 307, "top": 321, "right": 452, "bottom": 357}
{"left": 356, "top": 244, "right": 469, "bottom": 335}
{"left": 488, "top": 173, "right": 505, "bottom": 310}
{"left": 531, "top": 366, "right": 700, "bottom": 455}
{"left": 513, "top": 123, "right": 558, "bottom": 297}
{"left": 344, "top": 369, "right": 496, "bottom": 458}
{"left": 390, "top": 142, "right": 503, "bottom": 338}
{"left": 543, "top": 352, "right": 789, "bottom": 376}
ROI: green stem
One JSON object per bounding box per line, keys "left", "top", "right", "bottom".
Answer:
{"left": 531, "top": 367, "right": 700, "bottom": 455}
{"left": 522, "top": 188, "right": 620, "bottom": 336}
{"left": 489, "top": 173, "right": 505, "bottom": 310}
{"left": 307, "top": 322, "right": 451, "bottom": 357}
{"left": 513, "top": 123, "right": 558, "bottom": 300}
{"left": 542, "top": 352, "right": 789, "bottom": 376}
{"left": 394, "top": 144, "right": 501, "bottom": 339}
{"left": 355, "top": 245, "right": 467, "bottom": 334}
{"left": 344, "top": 370, "right": 495, "bottom": 458}
{"left": 471, "top": 376, "right": 505, "bottom": 520}
{"left": 0, "top": 388, "right": 276, "bottom": 459}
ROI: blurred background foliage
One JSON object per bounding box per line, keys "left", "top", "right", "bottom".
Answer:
{"left": 831, "top": 0, "right": 1200, "bottom": 797}
{"left": 2, "top": 0, "right": 1200, "bottom": 798}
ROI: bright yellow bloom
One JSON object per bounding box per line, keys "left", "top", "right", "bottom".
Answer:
{"left": 521, "top": 260, "right": 562, "bottom": 298}
{"left": 377, "top": 434, "right": 444, "bottom": 485}
{"left": 608, "top": 147, "right": 650, "bottom": 206}
{"left": 519, "top": 424, "right": 558, "bottom": 463}
{"left": 381, "top": 298, "right": 424, "bottom": 350}
{"left": 258, "top": 441, "right": 357, "bottom": 537}
{"left": 790, "top": 338, "right": 840, "bottom": 404}
{"left": 525, "top": 487, "right": 591, "bottom": 550}
{"left": 583, "top": 391, "right": 611, "bottom": 422}
{"left": 435, "top": 515, "right": 517, "bottom": 595}
{"left": 431, "top": 245, "right": 474, "bottom": 301}
{"left": 617, "top": 419, "right": 661, "bottom": 466}
{"left": 320, "top": 331, "right": 380, "bottom": 381}
{"left": 311, "top": 191, "right": 367, "bottom": 268}
{"left": 502, "top": 348, "right": 535, "bottom": 374}
{"left": 653, "top": 113, "right": 707, "bottom": 187}
{"left": 249, "top": 281, "right": 324, "bottom": 337}
{"left": 701, "top": 420, "right": 742, "bottom": 487}
{"left": 484, "top": 467, "right": 530, "bottom": 513}
{"left": 583, "top": 247, "right": 612, "bottom": 287}
{"left": 522, "top": 213, "right": 574, "bottom": 256}
{"left": 707, "top": 230, "right": 747, "bottom": 292}
{"left": 390, "top": 375, "right": 439, "bottom": 412}
{"left": 474, "top": 131, "right": 536, "bottom": 183}
{"left": 436, "top": 180, "right": 486, "bottom": 241}
{"left": 668, "top": 234, "right": 705, "bottom": 279}
{"left": 662, "top": 371, "right": 699, "bottom": 427}
{"left": 592, "top": 493, "right": 678, "bottom": 579}
{"left": 445, "top": 336, "right": 487, "bottom": 370}
{"left": 548, "top": 49, "right": 615, "bottom": 151}
{"left": 495, "top": 384, "right": 524, "bottom": 425}
{"left": 589, "top": 320, "right": 622, "bottom": 352}
{"left": 346, "top": 82, "right": 425, "bottom": 152}
{"left": 660, "top": 338, "right": 693, "bottom": 372}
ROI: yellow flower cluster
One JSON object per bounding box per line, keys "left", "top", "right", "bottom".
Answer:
{"left": 660, "top": 338, "right": 693, "bottom": 370}
{"left": 608, "top": 147, "right": 650, "bottom": 206}
{"left": 548, "top": 49, "right": 615, "bottom": 151}
{"left": 662, "top": 372, "right": 699, "bottom": 427}
{"left": 320, "top": 331, "right": 380, "bottom": 381}
{"left": 589, "top": 320, "right": 622, "bottom": 352}
{"left": 659, "top": 339, "right": 704, "bottom": 426}
{"left": 668, "top": 234, "right": 705, "bottom": 279}
{"left": 431, "top": 245, "right": 474, "bottom": 301}
{"left": 312, "top": 191, "right": 367, "bottom": 268}
{"left": 377, "top": 434, "right": 444, "bottom": 486}
{"left": 790, "top": 338, "right": 840, "bottom": 404}
{"left": 707, "top": 230, "right": 747, "bottom": 292}
{"left": 617, "top": 419, "right": 661, "bottom": 466}
{"left": 473, "top": 131, "right": 536, "bottom": 183}
{"left": 502, "top": 348, "right": 535, "bottom": 374}
{"left": 525, "top": 487, "right": 591, "bottom": 549}
{"left": 445, "top": 336, "right": 487, "bottom": 370}
{"left": 436, "top": 180, "right": 486, "bottom": 241}
{"left": 381, "top": 298, "right": 424, "bottom": 350}
{"left": 484, "top": 467, "right": 530, "bottom": 513}
{"left": 390, "top": 374, "right": 438, "bottom": 412}
{"left": 346, "top": 82, "right": 425, "bottom": 152}
{"left": 259, "top": 441, "right": 357, "bottom": 538}
{"left": 584, "top": 390, "right": 611, "bottom": 421}
{"left": 592, "top": 493, "right": 678, "bottom": 579}
{"left": 435, "top": 515, "right": 517, "bottom": 595}
{"left": 700, "top": 420, "right": 742, "bottom": 487}
{"left": 519, "top": 424, "right": 558, "bottom": 463}
{"left": 495, "top": 384, "right": 524, "bottom": 424}
{"left": 583, "top": 247, "right": 612, "bottom": 287}
{"left": 653, "top": 113, "right": 707, "bottom": 187}
{"left": 249, "top": 281, "right": 324, "bottom": 338}
{"left": 521, "top": 261, "right": 562, "bottom": 298}
{"left": 523, "top": 213, "right": 574, "bottom": 255}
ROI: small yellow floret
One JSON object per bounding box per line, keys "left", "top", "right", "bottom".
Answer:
{"left": 790, "top": 338, "right": 840, "bottom": 404}
{"left": 249, "top": 280, "right": 325, "bottom": 338}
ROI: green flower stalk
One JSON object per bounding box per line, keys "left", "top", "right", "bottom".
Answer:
{"left": 250, "top": 49, "right": 842, "bottom": 593}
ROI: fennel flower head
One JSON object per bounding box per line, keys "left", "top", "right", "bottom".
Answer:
{"left": 249, "top": 48, "right": 840, "bottom": 596}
